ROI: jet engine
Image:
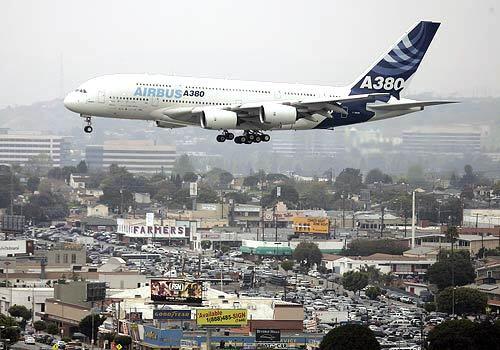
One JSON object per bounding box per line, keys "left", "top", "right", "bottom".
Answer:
{"left": 200, "top": 109, "right": 238, "bottom": 129}
{"left": 259, "top": 104, "right": 297, "bottom": 126}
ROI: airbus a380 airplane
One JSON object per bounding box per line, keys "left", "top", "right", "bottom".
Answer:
{"left": 64, "top": 21, "right": 455, "bottom": 144}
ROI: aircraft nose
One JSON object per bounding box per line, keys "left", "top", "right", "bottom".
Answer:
{"left": 64, "top": 92, "right": 79, "bottom": 112}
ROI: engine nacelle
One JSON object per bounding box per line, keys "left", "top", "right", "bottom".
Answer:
{"left": 200, "top": 109, "right": 238, "bottom": 130}
{"left": 259, "top": 104, "right": 297, "bottom": 126}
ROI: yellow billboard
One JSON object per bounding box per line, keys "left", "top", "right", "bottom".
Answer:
{"left": 196, "top": 309, "right": 247, "bottom": 327}
{"left": 293, "top": 217, "right": 330, "bottom": 234}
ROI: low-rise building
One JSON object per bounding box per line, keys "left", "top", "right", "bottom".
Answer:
{"left": 325, "top": 253, "right": 435, "bottom": 277}
{"left": 414, "top": 234, "right": 500, "bottom": 255}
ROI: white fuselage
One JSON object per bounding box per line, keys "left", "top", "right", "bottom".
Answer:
{"left": 64, "top": 74, "right": 353, "bottom": 130}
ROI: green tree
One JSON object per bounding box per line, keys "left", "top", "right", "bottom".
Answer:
{"left": 8, "top": 305, "right": 31, "bottom": 327}
{"left": 225, "top": 191, "right": 251, "bottom": 204}
{"left": 300, "top": 182, "right": 336, "bottom": 210}
{"left": 427, "top": 320, "right": 500, "bottom": 350}
{"left": 427, "top": 250, "right": 475, "bottom": 290}
{"left": 281, "top": 260, "right": 294, "bottom": 273}
{"left": 243, "top": 174, "right": 260, "bottom": 188}
{"left": 76, "top": 160, "right": 88, "bottom": 173}
{"left": 201, "top": 240, "right": 212, "bottom": 250}
{"left": 334, "top": 168, "right": 363, "bottom": 194}
{"left": 197, "top": 185, "right": 219, "bottom": 203}
{"left": 46, "top": 323, "right": 59, "bottom": 335}
{"left": 359, "top": 265, "right": 383, "bottom": 285}
{"left": 320, "top": 324, "right": 380, "bottom": 350}
{"left": 26, "top": 176, "right": 40, "bottom": 192}
{"left": 292, "top": 242, "right": 322, "bottom": 269}
{"left": 407, "top": 164, "right": 425, "bottom": 185}
{"left": 24, "top": 191, "right": 69, "bottom": 222}
{"left": 436, "top": 287, "right": 487, "bottom": 315}
{"left": 365, "top": 169, "right": 392, "bottom": 184}
{"left": 0, "top": 314, "right": 20, "bottom": 344}
{"left": 342, "top": 271, "right": 369, "bottom": 294}
{"left": 172, "top": 154, "right": 194, "bottom": 177}
{"left": 0, "top": 165, "right": 23, "bottom": 209}
{"left": 262, "top": 184, "right": 299, "bottom": 208}
{"left": 78, "top": 314, "right": 106, "bottom": 341}
{"left": 365, "top": 286, "right": 382, "bottom": 300}
{"left": 343, "top": 239, "right": 407, "bottom": 256}
{"left": 114, "top": 335, "right": 132, "bottom": 349}
{"left": 33, "top": 320, "right": 47, "bottom": 332}
{"left": 182, "top": 172, "right": 198, "bottom": 182}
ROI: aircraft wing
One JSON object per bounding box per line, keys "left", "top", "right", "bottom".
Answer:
{"left": 155, "top": 92, "right": 391, "bottom": 127}
{"left": 233, "top": 93, "right": 390, "bottom": 116}
{"left": 368, "top": 100, "right": 458, "bottom": 111}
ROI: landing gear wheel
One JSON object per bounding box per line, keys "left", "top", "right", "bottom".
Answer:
{"left": 248, "top": 133, "right": 255, "bottom": 141}
{"left": 254, "top": 135, "right": 262, "bottom": 143}
{"left": 216, "top": 135, "right": 226, "bottom": 142}
{"left": 84, "top": 125, "right": 93, "bottom": 133}
{"left": 226, "top": 133, "right": 234, "bottom": 140}
{"left": 234, "top": 136, "right": 242, "bottom": 144}
{"left": 263, "top": 134, "right": 271, "bottom": 142}
{"left": 240, "top": 136, "right": 247, "bottom": 144}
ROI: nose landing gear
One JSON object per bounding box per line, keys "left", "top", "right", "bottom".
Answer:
{"left": 83, "top": 115, "right": 93, "bottom": 133}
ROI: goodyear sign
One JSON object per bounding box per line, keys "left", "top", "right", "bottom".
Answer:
{"left": 293, "top": 217, "right": 330, "bottom": 234}
{"left": 153, "top": 309, "right": 192, "bottom": 320}
{"left": 196, "top": 309, "right": 247, "bottom": 327}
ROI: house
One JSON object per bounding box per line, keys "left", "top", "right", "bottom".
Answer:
{"left": 134, "top": 192, "right": 151, "bottom": 204}
{"left": 86, "top": 204, "right": 109, "bottom": 218}
{"left": 403, "top": 246, "right": 440, "bottom": 259}
{"left": 330, "top": 253, "right": 436, "bottom": 277}
{"left": 69, "top": 173, "right": 89, "bottom": 190}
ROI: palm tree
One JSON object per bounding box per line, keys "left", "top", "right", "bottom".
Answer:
{"left": 445, "top": 225, "right": 459, "bottom": 316}
{"left": 445, "top": 226, "right": 459, "bottom": 253}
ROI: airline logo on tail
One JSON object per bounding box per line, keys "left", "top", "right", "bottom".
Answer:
{"left": 350, "top": 21, "right": 440, "bottom": 98}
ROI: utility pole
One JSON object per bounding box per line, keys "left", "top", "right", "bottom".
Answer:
{"left": 341, "top": 193, "right": 345, "bottom": 229}
{"left": 380, "top": 206, "right": 385, "bottom": 238}
{"left": 411, "top": 190, "right": 416, "bottom": 249}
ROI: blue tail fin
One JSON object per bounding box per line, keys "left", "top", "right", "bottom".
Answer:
{"left": 349, "top": 21, "right": 440, "bottom": 99}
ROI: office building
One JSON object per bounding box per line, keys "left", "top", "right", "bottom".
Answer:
{"left": 0, "top": 129, "right": 71, "bottom": 167}
{"left": 86, "top": 140, "right": 176, "bottom": 174}
{"left": 401, "top": 127, "right": 482, "bottom": 155}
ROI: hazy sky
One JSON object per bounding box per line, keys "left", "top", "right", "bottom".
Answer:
{"left": 1, "top": 0, "right": 498, "bottom": 107}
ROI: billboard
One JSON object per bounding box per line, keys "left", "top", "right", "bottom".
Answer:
{"left": 150, "top": 280, "right": 202, "bottom": 305}
{"left": 256, "top": 329, "right": 281, "bottom": 342}
{"left": 196, "top": 309, "right": 247, "bottom": 327}
{"left": 293, "top": 217, "right": 330, "bottom": 234}
{"left": 153, "top": 309, "right": 192, "bottom": 320}
{"left": 1, "top": 215, "right": 25, "bottom": 233}
{"left": 118, "top": 224, "right": 187, "bottom": 239}
{"left": 0, "top": 240, "right": 29, "bottom": 257}
{"left": 86, "top": 282, "right": 107, "bottom": 302}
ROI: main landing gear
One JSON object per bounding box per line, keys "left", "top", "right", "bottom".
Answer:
{"left": 83, "top": 115, "right": 93, "bottom": 133}
{"left": 215, "top": 130, "right": 270, "bottom": 144}
{"left": 233, "top": 130, "right": 270, "bottom": 144}
{"left": 216, "top": 130, "right": 235, "bottom": 143}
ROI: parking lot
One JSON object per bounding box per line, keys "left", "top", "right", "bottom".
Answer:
{"left": 18, "top": 225, "right": 451, "bottom": 349}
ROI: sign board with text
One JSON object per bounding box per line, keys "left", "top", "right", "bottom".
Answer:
{"left": 153, "top": 309, "right": 192, "bottom": 320}
{"left": 256, "top": 329, "right": 281, "bottom": 342}
{"left": 118, "top": 223, "right": 187, "bottom": 239}
{"left": 196, "top": 309, "right": 247, "bottom": 327}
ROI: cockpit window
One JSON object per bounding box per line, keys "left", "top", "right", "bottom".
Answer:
{"left": 74, "top": 89, "right": 87, "bottom": 93}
